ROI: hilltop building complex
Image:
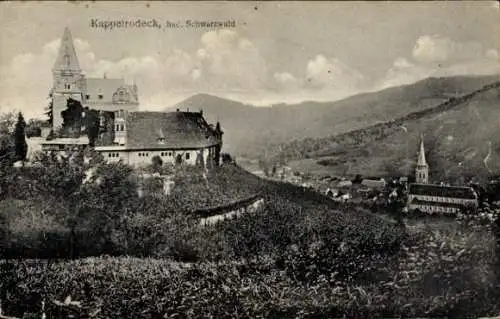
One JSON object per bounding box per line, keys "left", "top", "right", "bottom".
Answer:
{"left": 41, "top": 27, "right": 223, "bottom": 168}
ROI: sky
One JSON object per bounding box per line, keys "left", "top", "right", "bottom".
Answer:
{"left": 0, "top": 1, "right": 499, "bottom": 119}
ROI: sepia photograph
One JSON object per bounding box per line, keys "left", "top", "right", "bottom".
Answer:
{"left": 0, "top": 1, "right": 499, "bottom": 318}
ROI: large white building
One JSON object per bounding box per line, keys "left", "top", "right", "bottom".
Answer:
{"left": 94, "top": 109, "right": 223, "bottom": 168}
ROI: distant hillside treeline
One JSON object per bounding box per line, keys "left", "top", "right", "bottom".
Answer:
{"left": 172, "top": 75, "right": 500, "bottom": 158}
{"left": 273, "top": 80, "right": 500, "bottom": 183}
{"left": 274, "top": 81, "right": 500, "bottom": 160}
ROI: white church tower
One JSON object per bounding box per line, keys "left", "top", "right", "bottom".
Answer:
{"left": 415, "top": 135, "right": 429, "bottom": 184}
{"left": 50, "top": 27, "right": 85, "bottom": 130}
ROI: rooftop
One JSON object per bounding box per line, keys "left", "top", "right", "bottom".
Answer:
{"left": 41, "top": 136, "right": 90, "bottom": 145}
{"left": 123, "top": 111, "right": 221, "bottom": 150}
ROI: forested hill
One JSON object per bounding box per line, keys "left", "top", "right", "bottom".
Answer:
{"left": 274, "top": 80, "right": 500, "bottom": 184}
{"left": 170, "top": 75, "right": 500, "bottom": 158}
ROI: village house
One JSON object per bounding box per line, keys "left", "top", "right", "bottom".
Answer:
{"left": 406, "top": 136, "right": 479, "bottom": 214}
{"left": 361, "top": 178, "right": 387, "bottom": 189}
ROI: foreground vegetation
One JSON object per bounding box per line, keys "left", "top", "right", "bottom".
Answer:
{"left": 1, "top": 146, "right": 499, "bottom": 317}
{"left": 1, "top": 219, "right": 498, "bottom": 318}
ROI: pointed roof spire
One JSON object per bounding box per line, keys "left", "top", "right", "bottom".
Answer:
{"left": 417, "top": 134, "right": 427, "bottom": 166}
{"left": 53, "top": 27, "right": 81, "bottom": 72}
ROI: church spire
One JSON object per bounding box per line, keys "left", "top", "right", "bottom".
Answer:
{"left": 53, "top": 27, "right": 81, "bottom": 72}
{"left": 417, "top": 135, "right": 427, "bottom": 166}
{"left": 415, "top": 134, "right": 429, "bottom": 184}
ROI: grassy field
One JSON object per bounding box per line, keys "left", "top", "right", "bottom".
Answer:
{"left": 1, "top": 217, "right": 498, "bottom": 318}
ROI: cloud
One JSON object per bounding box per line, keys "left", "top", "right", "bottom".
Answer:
{"left": 378, "top": 58, "right": 433, "bottom": 89}
{"left": 196, "top": 30, "right": 267, "bottom": 90}
{"left": 379, "top": 36, "right": 500, "bottom": 90}
{"left": 412, "top": 35, "right": 486, "bottom": 64}
{"left": 273, "top": 72, "right": 299, "bottom": 91}
{"left": 305, "top": 54, "right": 364, "bottom": 90}
{"left": 486, "top": 49, "right": 498, "bottom": 60}
{"left": 412, "top": 35, "right": 451, "bottom": 63}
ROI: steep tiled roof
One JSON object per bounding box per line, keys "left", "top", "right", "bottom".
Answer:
{"left": 409, "top": 183, "right": 477, "bottom": 200}
{"left": 124, "top": 111, "right": 220, "bottom": 150}
{"left": 85, "top": 78, "right": 125, "bottom": 102}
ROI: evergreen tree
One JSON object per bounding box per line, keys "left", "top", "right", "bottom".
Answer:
{"left": 45, "top": 99, "right": 54, "bottom": 127}
{"left": 85, "top": 108, "right": 100, "bottom": 147}
{"left": 14, "top": 112, "right": 27, "bottom": 162}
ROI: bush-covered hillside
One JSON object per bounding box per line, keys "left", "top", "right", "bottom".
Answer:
{"left": 1, "top": 153, "right": 403, "bottom": 264}
{"left": 1, "top": 150, "right": 499, "bottom": 318}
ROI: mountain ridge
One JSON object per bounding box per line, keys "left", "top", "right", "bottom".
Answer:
{"left": 276, "top": 79, "right": 500, "bottom": 183}
{"left": 167, "top": 75, "right": 500, "bottom": 160}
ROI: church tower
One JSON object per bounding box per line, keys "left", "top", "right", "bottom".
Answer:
{"left": 50, "top": 27, "right": 86, "bottom": 130}
{"left": 415, "top": 135, "right": 429, "bottom": 184}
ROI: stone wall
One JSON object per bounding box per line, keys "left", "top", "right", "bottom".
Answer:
{"left": 199, "top": 197, "right": 265, "bottom": 226}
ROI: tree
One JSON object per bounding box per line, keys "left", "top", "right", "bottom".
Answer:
{"left": 84, "top": 108, "right": 100, "bottom": 147}
{"left": 14, "top": 112, "right": 27, "bottom": 162}
{"left": 0, "top": 133, "right": 15, "bottom": 198}
{"left": 222, "top": 153, "right": 233, "bottom": 164}
{"left": 45, "top": 97, "right": 54, "bottom": 127}
{"left": 0, "top": 112, "right": 17, "bottom": 134}
{"left": 61, "top": 98, "right": 84, "bottom": 137}
{"left": 151, "top": 155, "right": 163, "bottom": 172}
{"left": 352, "top": 174, "right": 363, "bottom": 184}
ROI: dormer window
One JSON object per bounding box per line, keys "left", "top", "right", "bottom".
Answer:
{"left": 157, "top": 128, "right": 166, "bottom": 144}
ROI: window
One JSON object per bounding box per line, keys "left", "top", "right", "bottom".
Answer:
{"left": 98, "top": 94, "right": 104, "bottom": 100}
{"left": 186, "top": 153, "right": 190, "bottom": 160}
{"left": 85, "top": 94, "right": 90, "bottom": 100}
{"left": 169, "top": 152, "right": 172, "bottom": 156}
{"left": 120, "top": 124, "right": 124, "bottom": 131}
